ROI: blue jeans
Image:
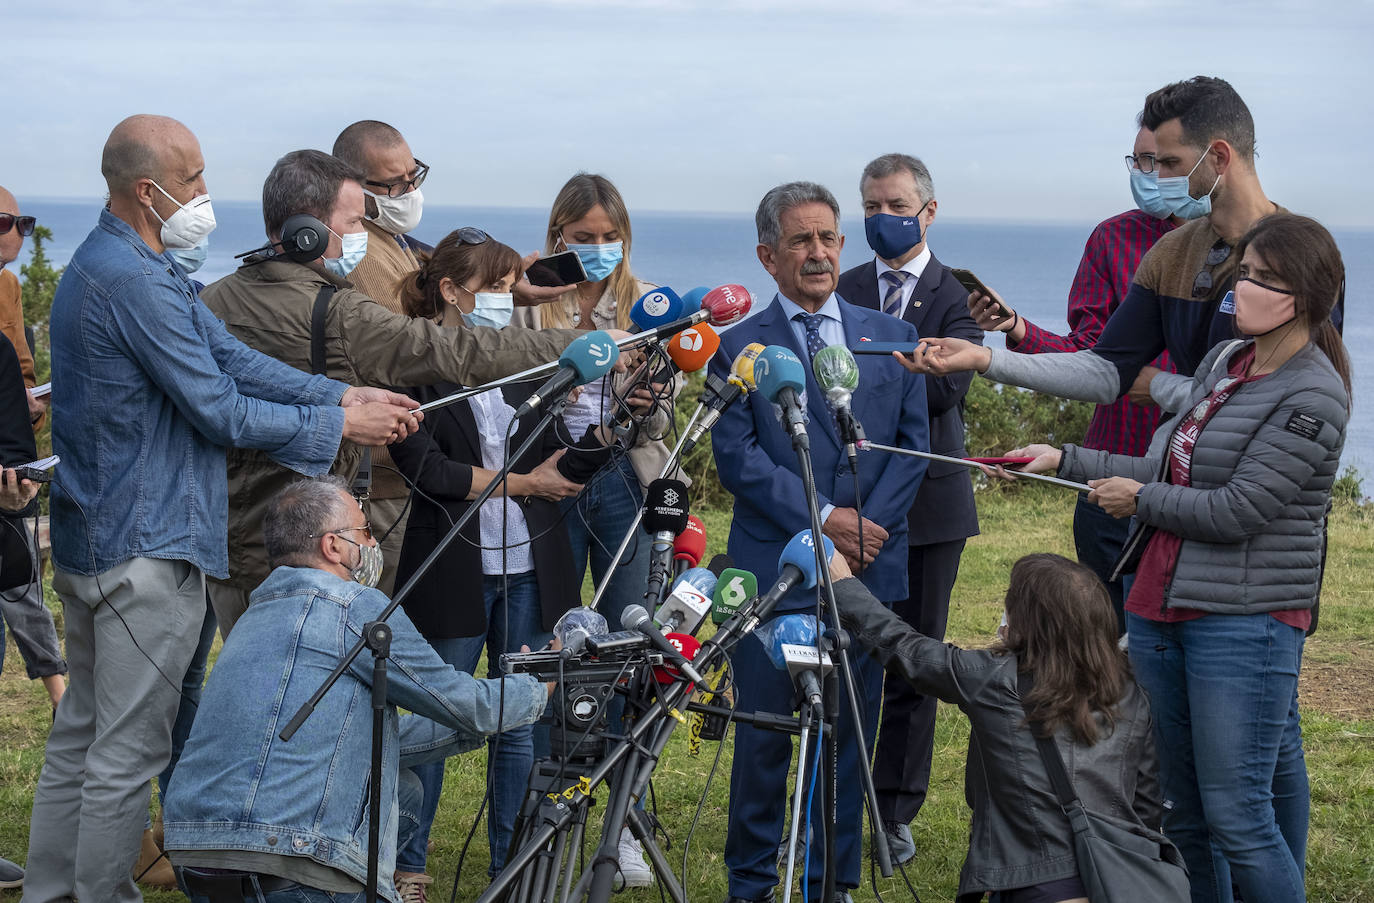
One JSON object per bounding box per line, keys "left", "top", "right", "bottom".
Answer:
{"left": 561, "top": 455, "right": 649, "bottom": 631}
{"left": 399, "top": 571, "right": 551, "bottom": 876}
{"left": 1072, "top": 496, "right": 1128, "bottom": 634}
{"left": 160, "top": 594, "right": 218, "bottom": 800}
{"left": 1127, "top": 612, "right": 1307, "bottom": 903}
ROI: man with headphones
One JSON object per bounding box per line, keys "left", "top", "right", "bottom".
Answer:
{"left": 197, "top": 149, "right": 595, "bottom": 635}
{"left": 25, "top": 115, "right": 421, "bottom": 903}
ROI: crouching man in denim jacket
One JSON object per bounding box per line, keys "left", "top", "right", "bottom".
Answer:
{"left": 163, "top": 477, "right": 553, "bottom": 903}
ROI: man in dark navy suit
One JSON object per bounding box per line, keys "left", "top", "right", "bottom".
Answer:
{"left": 837, "top": 153, "right": 982, "bottom": 865}
{"left": 710, "top": 181, "right": 929, "bottom": 903}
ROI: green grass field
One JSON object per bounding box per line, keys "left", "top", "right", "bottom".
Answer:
{"left": 2, "top": 487, "right": 1371, "bottom": 902}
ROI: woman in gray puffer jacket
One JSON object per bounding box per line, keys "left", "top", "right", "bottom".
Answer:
{"left": 1008, "top": 214, "right": 1352, "bottom": 903}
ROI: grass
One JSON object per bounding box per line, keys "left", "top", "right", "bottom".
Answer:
{"left": 2, "top": 487, "right": 1372, "bottom": 902}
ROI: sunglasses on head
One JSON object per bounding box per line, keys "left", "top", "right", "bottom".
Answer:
{"left": 0, "top": 214, "right": 37, "bottom": 237}
{"left": 455, "top": 227, "right": 490, "bottom": 245}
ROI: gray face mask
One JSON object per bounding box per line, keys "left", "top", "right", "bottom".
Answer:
{"left": 343, "top": 538, "right": 384, "bottom": 588}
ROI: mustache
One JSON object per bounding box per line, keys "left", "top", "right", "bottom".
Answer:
{"left": 801, "top": 259, "right": 834, "bottom": 275}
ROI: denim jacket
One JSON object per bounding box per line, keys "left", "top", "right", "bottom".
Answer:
{"left": 163, "top": 566, "right": 548, "bottom": 901}
{"left": 48, "top": 209, "right": 348, "bottom": 578}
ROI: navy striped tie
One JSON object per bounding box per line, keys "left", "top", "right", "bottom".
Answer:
{"left": 882, "top": 270, "right": 909, "bottom": 317}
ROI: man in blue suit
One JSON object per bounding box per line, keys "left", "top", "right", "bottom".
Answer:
{"left": 709, "top": 181, "right": 929, "bottom": 903}
{"left": 837, "top": 153, "right": 982, "bottom": 865}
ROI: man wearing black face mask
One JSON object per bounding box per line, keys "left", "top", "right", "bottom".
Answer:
{"left": 836, "top": 153, "right": 981, "bottom": 865}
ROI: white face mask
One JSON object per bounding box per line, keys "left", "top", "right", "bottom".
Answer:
{"left": 150, "top": 180, "right": 217, "bottom": 250}
{"left": 364, "top": 187, "right": 424, "bottom": 235}
{"left": 323, "top": 228, "right": 368, "bottom": 279}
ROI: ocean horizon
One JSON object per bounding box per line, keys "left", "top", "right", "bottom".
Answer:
{"left": 18, "top": 197, "right": 1371, "bottom": 477}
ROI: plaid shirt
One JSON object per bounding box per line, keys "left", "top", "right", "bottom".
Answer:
{"left": 1012, "top": 209, "right": 1176, "bottom": 455}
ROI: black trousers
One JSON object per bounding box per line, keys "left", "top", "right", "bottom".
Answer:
{"left": 872, "top": 538, "right": 967, "bottom": 825}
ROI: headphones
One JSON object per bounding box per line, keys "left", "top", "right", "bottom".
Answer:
{"left": 235, "top": 214, "right": 330, "bottom": 263}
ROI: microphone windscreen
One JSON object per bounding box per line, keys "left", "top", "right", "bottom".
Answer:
{"left": 621, "top": 603, "right": 651, "bottom": 631}
{"left": 813, "top": 344, "right": 860, "bottom": 393}
{"left": 560, "top": 330, "right": 619, "bottom": 383}
{"left": 642, "top": 478, "right": 689, "bottom": 536}
{"left": 555, "top": 607, "right": 609, "bottom": 653}
{"left": 729, "top": 342, "right": 767, "bottom": 391}
{"left": 712, "top": 567, "right": 758, "bottom": 623}
{"left": 672, "top": 566, "right": 718, "bottom": 598}
{"left": 666, "top": 324, "right": 720, "bottom": 373}
{"left": 631, "top": 287, "right": 685, "bottom": 330}
{"left": 755, "top": 613, "right": 820, "bottom": 671}
{"left": 706, "top": 553, "right": 734, "bottom": 575}
{"left": 681, "top": 287, "right": 710, "bottom": 314}
{"left": 673, "top": 515, "right": 706, "bottom": 566}
{"left": 777, "top": 529, "right": 834, "bottom": 593}
{"left": 700, "top": 284, "right": 752, "bottom": 326}
{"left": 753, "top": 345, "right": 807, "bottom": 404}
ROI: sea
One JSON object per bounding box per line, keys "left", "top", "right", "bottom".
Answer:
{"left": 19, "top": 198, "right": 1373, "bottom": 476}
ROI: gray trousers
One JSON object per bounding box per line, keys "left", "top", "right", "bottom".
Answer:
{"left": 24, "top": 557, "right": 206, "bottom": 903}
{"left": 0, "top": 519, "right": 66, "bottom": 679}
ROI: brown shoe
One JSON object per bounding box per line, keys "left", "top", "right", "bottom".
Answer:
{"left": 133, "top": 828, "right": 177, "bottom": 888}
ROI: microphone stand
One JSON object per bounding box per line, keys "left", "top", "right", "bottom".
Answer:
{"left": 277, "top": 401, "right": 568, "bottom": 903}
{"left": 785, "top": 410, "right": 895, "bottom": 897}
{"left": 857, "top": 441, "right": 1092, "bottom": 492}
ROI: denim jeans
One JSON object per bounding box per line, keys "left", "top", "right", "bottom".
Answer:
{"left": 1127, "top": 612, "right": 1307, "bottom": 903}
{"left": 560, "top": 456, "right": 649, "bottom": 631}
{"left": 1072, "top": 496, "right": 1128, "bottom": 634}
{"left": 399, "top": 571, "right": 551, "bottom": 876}
{"left": 160, "top": 594, "right": 219, "bottom": 799}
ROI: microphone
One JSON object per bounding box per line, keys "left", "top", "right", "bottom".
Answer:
{"left": 622, "top": 603, "right": 705, "bottom": 686}
{"left": 673, "top": 515, "right": 706, "bottom": 577}
{"left": 514, "top": 330, "right": 619, "bottom": 419}
{"left": 757, "top": 614, "right": 832, "bottom": 709}
{"left": 665, "top": 324, "right": 720, "bottom": 373}
{"left": 630, "top": 287, "right": 685, "bottom": 331}
{"left": 753, "top": 345, "right": 809, "bottom": 443}
{"left": 712, "top": 567, "right": 758, "bottom": 625}
{"left": 656, "top": 566, "right": 717, "bottom": 635}
{"left": 681, "top": 287, "right": 710, "bottom": 315}
{"left": 676, "top": 343, "right": 762, "bottom": 459}
{"left": 623, "top": 284, "right": 754, "bottom": 348}
{"left": 554, "top": 608, "right": 609, "bottom": 657}
{"left": 752, "top": 529, "right": 836, "bottom": 624}
{"left": 642, "top": 478, "right": 689, "bottom": 609}
{"left": 813, "top": 344, "right": 865, "bottom": 472}
{"left": 729, "top": 342, "right": 767, "bottom": 392}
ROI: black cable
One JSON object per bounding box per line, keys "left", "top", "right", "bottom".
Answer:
{"left": 679, "top": 654, "right": 737, "bottom": 901}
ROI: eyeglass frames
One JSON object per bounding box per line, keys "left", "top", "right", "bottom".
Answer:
{"left": 1124, "top": 153, "right": 1158, "bottom": 174}
{"left": 363, "top": 159, "right": 429, "bottom": 199}
{"left": 310, "top": 523, "right": 374, "bottom": 542}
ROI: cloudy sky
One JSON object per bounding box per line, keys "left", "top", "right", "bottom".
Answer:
{"left": 7, "top": 0, "right": 1373, "bottom": 225}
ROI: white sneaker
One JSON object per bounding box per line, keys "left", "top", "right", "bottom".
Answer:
{"left": 618, "top": 827, "right": 654, "bottom": 887}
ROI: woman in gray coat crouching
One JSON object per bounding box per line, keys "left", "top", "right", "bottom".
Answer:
{"left": 1008, "top": 213, "right": 1352, "bottom": 903}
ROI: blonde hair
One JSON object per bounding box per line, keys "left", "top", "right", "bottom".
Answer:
{"left": 540, "top": 173, "right": 638, "bottom": 331}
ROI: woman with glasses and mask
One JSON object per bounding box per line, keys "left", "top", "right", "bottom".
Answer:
{"left": 387, "top": 228, "right": 587, "bottom": 896}
{"left": 995, "top": 214, "right": 1351, "bottom": 903}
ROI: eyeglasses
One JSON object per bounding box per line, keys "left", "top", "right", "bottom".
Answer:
{"left": 1124, "top": 153, "right": 1157, "bottom": 174}
{"left": 311, "top": 523, "right": 374, "bottom": 541}
{"left": 363, "top": 159, "right": 429, "bottom": 198}
{"left": 0, "top": 213, "right": 37, "bottom": 237}
{"left": 455, "top": 227, "right": 490, "bottom": 245}
{"left": 1191, "top": 239, "right": 1233, "bottom": 300}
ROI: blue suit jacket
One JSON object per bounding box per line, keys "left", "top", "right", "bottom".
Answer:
{"left": 709, "top": 294, "right": 929, "bottom": 609}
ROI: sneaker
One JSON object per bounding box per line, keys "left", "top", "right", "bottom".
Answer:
{"left": 617, "top": 827, "right": 654, "bottom": 887}
{"left": 882, "top": 820, "right": 917, "bottom": 866}
{"left": 0, "top": 857, "right": 23, "bottom": 889}
{"left": 395, "top": 871, "right": 434, "bottom": 903}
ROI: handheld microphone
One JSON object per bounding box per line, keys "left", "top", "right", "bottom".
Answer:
{"left": 753, "top": 345, "right": 809, "bottom": 443}
{"left": 681, "top": 287, "right": 710, "bottom": 315}
{"left": 623, "top": 284, "right": 754, "bottom": 348}
{"left": 751, "top": 529, "right": 836, "bottom": 624}
{"left": 673, "top": 515, "right": 706, "bottom": 577}
{"left": 514, "top": 330, "right": 619, "bottom": 419}
{"left": 665, "top": 324, "right": 720, "bottom": 374}
{"left": 813, "top": 344, "right": 865, "bottom": 472}
{"left": 630, "top": 287, "right": 686, "bottom": 331}
{"left": 657, "top": 566, "right": 717, "bottom": 635}
{"left": 757, "top": 614, "right": 832, "bottom": 709}
{"left": 712, "top": 567, "right": 758, "bottom": 625}
{"left": 729, "top": 342, "right": 767, "bottom": 392}
{"left": 642, "top": 478, "right": 689, "bottom": 609}
{"left": 622, "top": 603, "right": 705, "bottom": 686}
{"left": 554, "top": 608, "right": 609, "bottom": 657}
{"left": 677, "top": 342, "right": 761, "bottom": 458}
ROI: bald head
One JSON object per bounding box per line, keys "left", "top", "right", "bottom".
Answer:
{"left": 0, "top": 184, "right": 22, "bottom": 268}
{"left": 332, "top": 120, "right": 404, "bottom": 172}
{"left": 101, "top": 114, "right": 198, "bottom": 197}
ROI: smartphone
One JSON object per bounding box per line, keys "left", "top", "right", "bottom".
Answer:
{"left": 30, "top": 382, "right": 51, "bottom": 398}
{"left": 950, "top": 268, "right": 1009, "bottom": 316}
{"left": 525, "top": 250, "right": 588, "bottom": 288}
{"left": 964, "top": 456, "right": 1036, "bottom": 467}
{"left": 850, "top": 341, "right": 917, "bottom": 357}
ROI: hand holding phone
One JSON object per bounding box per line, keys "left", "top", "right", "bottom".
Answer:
{"left": 952, "top": 268, "right": 1017, "bottom": 333}
{"left": 524, "top": 250, "right": 588, "bottom": 288}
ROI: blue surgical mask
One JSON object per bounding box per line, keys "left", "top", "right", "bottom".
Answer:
{"left": 864, "top": 204, "right": 929, "bottom": 261}
{"left": 462, "top": 291, "right": 515, "bottom": 330}
{"left": 167, "top": 237, "right": 209, "bottom": 274}
{"left": 323, "top": 229, "right": 368, "bottom": 279}
{"left": 1156, "top": 150, "right": 1220, "bottom": 221}
{"left": 567, "top": 241, "right": 623, "bottom": 281}
{"left": 1129, "top": 168, "right": 1176, "bottom": 220}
